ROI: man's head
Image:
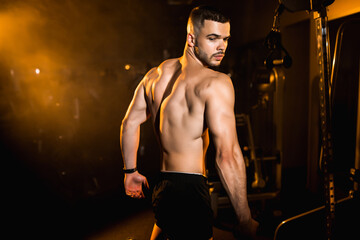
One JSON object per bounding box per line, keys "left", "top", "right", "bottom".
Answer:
{"left": 187, "top": 5, "right": 230, "bottom": 37}
{"left": 186, "top": 6, "right": 231, "bottom": 67}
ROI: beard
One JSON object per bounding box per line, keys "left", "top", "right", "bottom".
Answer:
{"left": 194, "top": 43, "right": 222, "bottom": 67}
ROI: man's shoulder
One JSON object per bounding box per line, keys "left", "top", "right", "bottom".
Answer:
{"left": 145, "top": 59, "right": 179, "bottom": 79}
{"left": 142, "top": 58, "right": 180, "bottom": 87}
{"left": 195, "top": 69, "right": 233, "bottom": 100}
{"left": 159, "top": 58, "right": 180, "bottom": 69}
{"left": 199, "top": 68, "right": 233, "bottom": 89}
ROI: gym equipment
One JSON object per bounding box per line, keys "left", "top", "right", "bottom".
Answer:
{"left": 271, "top": 1, "right": 359, "bottom": 239}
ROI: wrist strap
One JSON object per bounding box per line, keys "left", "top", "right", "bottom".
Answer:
{"left": 123, "top": 167, "right": 137, "bottom": 174}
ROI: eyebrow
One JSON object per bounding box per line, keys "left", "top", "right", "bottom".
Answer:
{"left": 206, "top": 33, "right": 231, "bottom": 39}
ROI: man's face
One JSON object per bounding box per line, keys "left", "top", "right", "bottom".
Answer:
{"left": 194, "top": 20, "right": 230, "bottom": 67}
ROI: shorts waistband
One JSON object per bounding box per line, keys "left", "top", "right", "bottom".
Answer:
{"left": 159, "top": 171, "right": 208, "bottom": 183}
{"left": 161, "top": 170, "right": 205, "bottom": 176}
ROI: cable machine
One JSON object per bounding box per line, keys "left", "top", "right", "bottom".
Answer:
{"left": 264, "top": 1, "right": 359, "bottom": 239}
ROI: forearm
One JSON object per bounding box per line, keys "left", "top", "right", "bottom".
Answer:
{"left": 120, "top": 120, "right": 140, "bottom": 169}
{"left": 216, "top": 147, "right": 252, "bottom": 224}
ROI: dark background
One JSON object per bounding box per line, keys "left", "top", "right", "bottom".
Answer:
{"left": 1, "top": 0, "right": 359, "bottom": 239}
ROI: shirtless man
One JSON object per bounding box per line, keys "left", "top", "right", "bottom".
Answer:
{"left": 120, "top": 6, "right": 259, "bottom": 239}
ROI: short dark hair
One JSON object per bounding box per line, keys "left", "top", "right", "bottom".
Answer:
{"left": 187, "top": 5, "right": 230, "bottom": 35}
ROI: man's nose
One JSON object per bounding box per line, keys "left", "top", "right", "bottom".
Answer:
{"left": 217, "top": 40, "right": 226, "bottom": 51}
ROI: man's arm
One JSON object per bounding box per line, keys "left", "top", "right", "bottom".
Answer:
{"left": 205, "top": 75, "right": 258, "bottom": 236}
{"left": 120, "top": 79, "right": 149, "bottom": 198}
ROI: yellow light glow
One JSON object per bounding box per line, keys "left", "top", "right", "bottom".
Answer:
{"left": 35, "top": 68, "right": 40, "bottom": 74}
{"left": 124, "top": 64, "right": 131, "bottom": 70}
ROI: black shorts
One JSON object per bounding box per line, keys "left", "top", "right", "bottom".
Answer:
{"left": 152, "top": 172, "right": 213, "bottom": 239}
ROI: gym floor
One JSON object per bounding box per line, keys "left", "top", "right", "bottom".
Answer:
{"left": 6, "top": 180, "right": 359, "bottom": 240}
{"left": 85, "top": 207, "right": 237, "bottom": 240}
{"left": 5, "top": 160, "right": 358, "bottom": 240}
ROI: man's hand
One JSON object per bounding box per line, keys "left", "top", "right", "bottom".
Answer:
{"left": 233, "top": 218, "right": 260, "bottom": 240}
{"left": 124, "top": 172, "right": 149, "bottom": 199}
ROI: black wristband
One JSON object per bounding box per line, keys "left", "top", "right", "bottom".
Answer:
{"left": 123, "top": 167, "right": 137, "bottom": 174}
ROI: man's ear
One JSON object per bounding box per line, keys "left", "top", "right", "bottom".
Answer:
{"left": 187, "top": 33, "right": 196, "bottom": 47}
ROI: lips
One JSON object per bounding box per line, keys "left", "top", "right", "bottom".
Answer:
{"left": 214, "top": 54, "right": 224, "bottom": 60}
{"left": 213, "top": 53, "right": 224, "bottom": 61}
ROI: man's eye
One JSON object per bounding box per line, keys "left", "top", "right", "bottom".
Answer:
{"left": 208, "top": 38, "right": 215, "bottom": 41}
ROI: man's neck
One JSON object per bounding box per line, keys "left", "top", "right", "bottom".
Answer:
{"left": 180, "top": 45, "right": 207, "bottom": 69}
